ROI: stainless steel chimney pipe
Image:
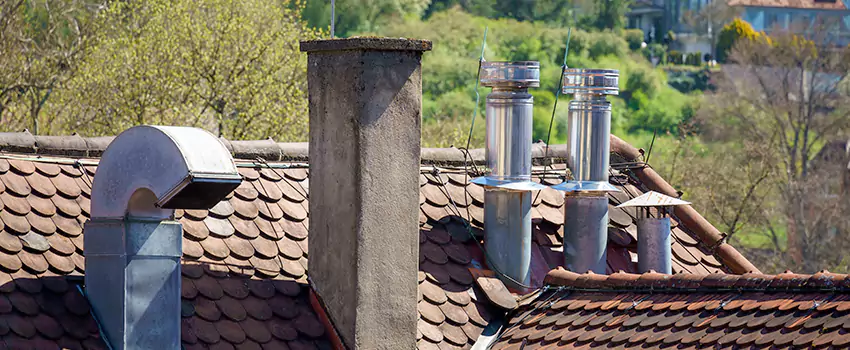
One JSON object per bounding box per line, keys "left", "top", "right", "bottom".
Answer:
{"left": 473, "top": 61, "right": 545, "bottom": 291}
{"left": 553, "top": 68, "right": 620, "bottom": 274}
{"left": 618, "top": 191, "right": 691, "bottom": 274}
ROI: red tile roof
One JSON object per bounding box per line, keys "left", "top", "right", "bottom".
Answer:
{"left": 0, "top": 132, "right": 760, "bottom": 349}
{"left": 728, "top": 0, "right": 848, "bottom": 10}
{"left": 493, "top": 268, "right": 850, "bottom": 349}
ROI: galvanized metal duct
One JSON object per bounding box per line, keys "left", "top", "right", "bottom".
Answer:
{"left": 553, "top": 68, "right": 619, "bottom": 274}
{"left": 86, "top": 126, "right": 241, "bottom": 349}
{"left": 473, "top": 61, "right": 545, "bottom": 291}
{"left": 618, "top": 191, "right": 691, "bottom": 274}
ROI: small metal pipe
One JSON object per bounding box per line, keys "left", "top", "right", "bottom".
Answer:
{"left": 637, "top": 217, "right": 672, "bottom": 274}
{"left": 563, "top": 195, "right": 608, "bottom": 274}
{"left": 474, "top": 61, "right": 543, "bottom": 290}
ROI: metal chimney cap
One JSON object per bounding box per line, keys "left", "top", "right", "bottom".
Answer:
{"left": 562, "top": 68, "right": 619, "bottom": 95}
{"left": 551, "top": 180, "right": 620, "bottom": 193}
{"left": 480, "top": 61, "right": 540, "bottom": 88}
{"left": 617, "top": 191, "right": 691, "bottom": 208}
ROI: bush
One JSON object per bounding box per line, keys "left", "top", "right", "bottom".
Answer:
{"left": 586, "top": 31, "right": 629, "bottom": 59}
{"left": 624, "top": 29, "right": 645, "bottom": 51}
{"left": 716, "top": 18, "right": 760, "bottom": 62}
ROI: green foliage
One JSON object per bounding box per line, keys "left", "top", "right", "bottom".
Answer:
{"left": 627, "top": 88, "right": 696, "bottom": 133}
{"left": 623, "top": 29, "right": 644, "bottom": 51}
{"left": 303, "top": 0, "right": 432, "bottom": 36}
{"left": 0, "top": 0, "right": 96, "bottom": 135}
{"left": 716, "top": 18, "right": 759, "bottom": 62}
{"left": 54, "top": 0, "right": 320, "bottom": 140}
{"left": 592, "top": 0, "right": 631, "bottom": 30}
{"left": 380, "top": 9, "right": 694, "bottom": 145}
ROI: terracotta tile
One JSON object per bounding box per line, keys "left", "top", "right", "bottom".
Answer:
{"left": 293, "top": 311, "right": 324, "bottom": 339}
{"left": 475, "top": 276, "right": 517, "bottom": 310}
{"left": 46, "top": 196, "right": 75, "bottom": 221}
{"left": 44, "top": 250, "right": 74, "bottom": 274}
{"left": 242, "top": 297, "right": 273, "bottom": 321}
{"left": 279, "top": 201, "right": 307, "bottom": 222}
{"left": 201, "top": 237, "right": 231, "bottom": 260}
{"left": 254, "top": 180, "right": 283, "bottom": 203}
{"left": 279, "top": 181, "right": 307, "bottom": 204}
{"left": 237, "top": 317, "right": 271, "bottom": 345}
{"left": 52, "top": 215, "right": 80, "bottom": 237}
{"left": 274, "top": 220, "right": 306, "bottom": 243}
{"left": 257, "top": 200, "right": 284, "bottom": 221}
{"left": 262, "top": 319, "right": 297, "bottom": 344}
{"left": 213, "top": 318, "right": 246, "bottom": 344}
{"left": 27, "top": 172, "right": 57, "bottom": 197}
{"left": 19, "top": 250, "right": 47, "bottom": 274}
{"left": 1, "top": 172, "right": 31, "bottom": 197}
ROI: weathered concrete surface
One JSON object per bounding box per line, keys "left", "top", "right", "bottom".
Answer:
{"left": 301, "top": 38, "right": 430, "bottom": 349}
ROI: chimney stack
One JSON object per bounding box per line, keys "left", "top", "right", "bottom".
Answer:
{"left": 472, "top": 61, "right": 546, "bottom": 291}
{"left": 86, "top": 126, "right": 241, "bottom": 350}
{"left": 618, "top": 191, "right": 690, "bottom": 274}
{"left": 300, "top": 38, "right": 431, "bottom": 349}
{"left": 553, "top": 69, "right": 620, "bottom": 274}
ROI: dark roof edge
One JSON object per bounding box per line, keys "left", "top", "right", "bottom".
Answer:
{"left": 544, "top": 268, "right": 850, "bottom": 292}
{"left": 0, "top": 132, "right": 569, "bottom": 165}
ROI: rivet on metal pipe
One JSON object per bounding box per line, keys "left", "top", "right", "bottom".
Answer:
{"left": 553, "top": 68, "right": 620, "bottom": 274}
{"left": 472, "top": 61, "right": 546, "bottom": 291}
{"left": 617, "top": 191, "right": 691, "bottom": 274}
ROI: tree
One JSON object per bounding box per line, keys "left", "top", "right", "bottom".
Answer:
{"left": 592, "top": 0, "right": 630, "bottom": 30}
{"left": 682, "top": 0, "right": 740, "bottom": 60}
{"left": 715, "top": 18, "right": 761, "bottom": 62}
{"left": 0, "top": 0, "right": 97, "bottom": 134}
{"left": 55, "top": 0, "right": 320, "bottom": 140}
{"left": 697, "top": 25, "right": 850, "bottom": 272}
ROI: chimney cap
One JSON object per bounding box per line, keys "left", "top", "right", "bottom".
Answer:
{"left": 617, "top": 191, "right": 690, "bottom": 208}
{"left": 481, "top": 61, "right": 540, "bottom": 88}
{"left": 299, "top": 37, "right": 432, "bottom": 53}
{"left": 563, "top": 68, "right": 619, "bottom": 95}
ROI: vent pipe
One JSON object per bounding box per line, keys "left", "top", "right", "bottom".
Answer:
{"left": 473, "top": 61, "right": 546, "bottom": 291}
{"left": 86, "top": 126, "right": 241, "bottom": 350}
{"left": 618, "top": 191, "right": 690, "bottom": 274}
{"left": 553, "top": 69, "right": 620, "bottom": 274}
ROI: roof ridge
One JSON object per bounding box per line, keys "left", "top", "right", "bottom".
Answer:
{"left": 0, "top": 131, "right": 572, "bottom": 165}
{"left": 544, "top": 267, "right": 848, "bottom": 291}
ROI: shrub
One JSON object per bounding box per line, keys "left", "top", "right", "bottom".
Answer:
{"left": 624, "top": 29, "right": 645, "bottom": 51}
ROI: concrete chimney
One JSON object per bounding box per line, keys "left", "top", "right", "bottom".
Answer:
{"left": 553, "top": 68, "right": 620, "bottom": 274}
{"left": 472, "top": 61, "right": 546, "bottom": 291}
{"left": 86, "top": 126, "right": 241, "bottom": 350}
{"left": 617, "top": 191, "right": 690, "bottom": 274}
{"left": 300, "top": 38, "right": 431, "bottom": 349}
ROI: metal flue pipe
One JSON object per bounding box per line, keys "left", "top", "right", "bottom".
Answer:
{"left": 473, "top": 61, "right": 545, "bottom": 291}
{"left": 553, "top": 69, "right": 620, "bottom": 274}
{"left": 618, "top": 191, "right": 691, "bottom": 274}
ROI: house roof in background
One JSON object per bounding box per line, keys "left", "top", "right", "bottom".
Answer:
{"left": 728, "top": 0, "right": 848, "bottom": 10}
{"left": 493, "top": 268, "right": 850, "bottom": 349}
{"left": 0, "top": 131, "right": 757, "bottom": 349}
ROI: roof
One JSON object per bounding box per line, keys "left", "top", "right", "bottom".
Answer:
{"left": 493, "top": 268, "right": 850, "bottom": 349}
{"left": 0, "top": 131, "right": 759, "bottom": 349}
{"left": 728, "top": 0, "right": 848, "bottom": 10}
